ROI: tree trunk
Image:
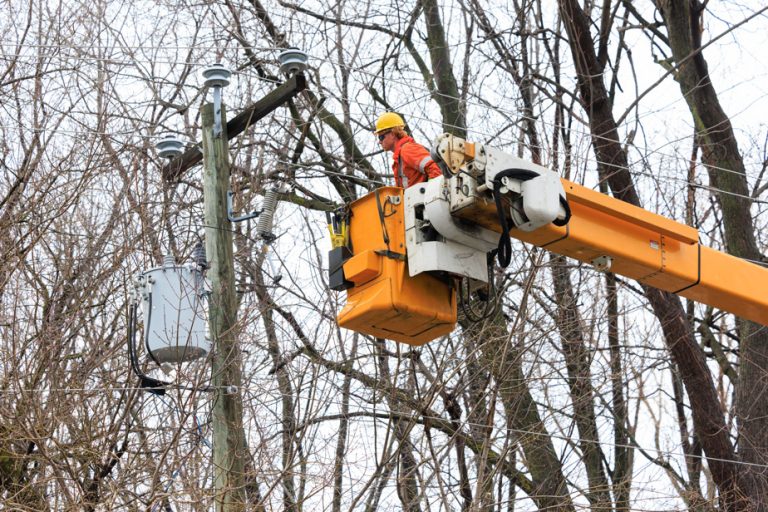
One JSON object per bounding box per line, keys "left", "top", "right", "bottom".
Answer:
{"left": 374, "top": 340, "right": 422, "bottom": 512}
{"left": 254, "top": 265, "right": 298, "bottom": 511}
{"left": 551, "top": 256, "right": 612, "bottom": 508}
{"left": 420, "top": 0, "right": 467, "bottom": 138}
{"left": 470, "top": 316, "right": 575, "bottom": 512}
{"left": 606, "top": 273, "right": 632, "bottom": 511}
{"left": 557, "top": 0, "right": 750, "bottom": 508}
{"left": 653, "top": 2, "right": 768, "bottom": 506}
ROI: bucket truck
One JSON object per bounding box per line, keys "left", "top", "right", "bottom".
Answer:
{"left": 328, "top": 134, "right": 768, "bottom": 345}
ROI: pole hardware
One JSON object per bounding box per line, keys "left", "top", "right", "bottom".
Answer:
{"left": 278, "top": 48, "right": 309, "bottom": 75}
{"left": 162, "top": 73, "right": 307, "bottom": 182}
{"left": 227, "top": 190, "right": 262, "bottom": 223}
{"left": 156, "top": 134, "right": 184, "bottom": 159}
{"left": 127, "top": 253, "right": 214, "bottom": 395}
{"left": 145, "top": 59, "right": 308, "bottom": 504}
{"left": 202, "top": 64, "right": 232, "bottom": 138}
{"left": 226, "top": 187, "right": 282, "bottom": 244}
{"left": 256, "top": 188, "right": 280, "bottom": 241}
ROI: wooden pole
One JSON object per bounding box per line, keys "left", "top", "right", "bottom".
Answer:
{"left": 201, "top": 102, "right": 247, "bottom": 511}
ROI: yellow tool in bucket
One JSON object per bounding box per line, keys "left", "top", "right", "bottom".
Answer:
{"left": 326, "top": 210, "right": 348, "bottom": 249}
{"left": 327, "top": 209, "right": 353, "bottom": 291}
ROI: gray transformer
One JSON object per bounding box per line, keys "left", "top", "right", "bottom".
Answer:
{"left": 137, "top": 255, "right": 209, "bottom": 364}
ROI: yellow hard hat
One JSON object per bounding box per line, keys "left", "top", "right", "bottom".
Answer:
{"left": 374, "top": 112, "right": 405, "bottom": 134}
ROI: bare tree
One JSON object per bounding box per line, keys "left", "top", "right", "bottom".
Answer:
{"left": 1, "top": 0, "right": 767, "bottom": 510}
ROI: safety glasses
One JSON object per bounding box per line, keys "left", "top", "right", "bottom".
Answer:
{"left": 377, "top": 131, "right": 390, "bottom": 142}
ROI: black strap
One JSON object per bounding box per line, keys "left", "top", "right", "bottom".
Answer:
{"left": 375, "top": 250, "right": 407, "bottom": 261}
{"left": 553, "top": 195, "right": 572, "bottom": 227}
{"left": 492, "top": 169, "right": 538, "bottom": 267}
{"left": 374, "top": 189, "right": 391, "bottom": 252}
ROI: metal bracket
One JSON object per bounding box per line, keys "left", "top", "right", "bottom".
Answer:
{"left": 592, "top": 255, "right": 613, "bottom": 272}
{"left": 375, "top": 249, "right": 407, "bottom": 261}
{"left": 212, "top": 87, "right": 223, "bottom": 137}
{"left": 227, "top": 190, "right": 261, "bottom": 223}
{"left": 499, "top": 176, "right": 523, "bottom": 195}
{"left": 202, "top": 65, "right": 232, "bottom": 138}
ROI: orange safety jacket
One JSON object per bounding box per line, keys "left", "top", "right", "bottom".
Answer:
{"left": 392, "top": 136, "right": 442, "bottom": 188}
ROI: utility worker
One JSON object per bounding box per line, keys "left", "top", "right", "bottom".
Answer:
{"left": 374, "top": 112, "right": 442, "bottom": 188}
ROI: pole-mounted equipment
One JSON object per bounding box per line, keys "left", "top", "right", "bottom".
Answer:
{"left": 201, "top": 64, "right": 232, "bottom": 138}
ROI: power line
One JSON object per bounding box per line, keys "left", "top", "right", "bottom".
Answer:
{"left": 3, "top": 35, "right": 767, "bottom": 210}
{"left": 1, "top": 382, "right": 763, "bottom": 470}
{"left": 4, "top": 36, "right": 768, "bottom": 183}
{"left": 16, "top": 45, "right": 752, "bottom": 189}
{"left": 1, "top": 115, "right": 765, "bottom": 211}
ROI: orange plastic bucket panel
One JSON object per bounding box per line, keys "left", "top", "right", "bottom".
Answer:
{"left": 338, "top": 258, "right": 456, "bottom": 345}
{"left": 337, "top": 188, "right": 457, "bottom": 345}
{"left": 347, "top": 187, "right": 406, "bottom": 254}
{"left": 343, "top": 250, "right": 382, "bottom": 286}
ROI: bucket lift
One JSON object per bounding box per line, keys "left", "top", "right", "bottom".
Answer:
{"left": 333, "top": 188, "right": 457, "bottom": 345}
{"left": 331, "top": 134, "right": 768, "bottom": 345}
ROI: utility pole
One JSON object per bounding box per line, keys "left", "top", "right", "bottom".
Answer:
{"left": 201, "top": 101, "right": 247, "bottom": 511}
{"left": 160, "top": 53, "right": 308, "bottom": 511}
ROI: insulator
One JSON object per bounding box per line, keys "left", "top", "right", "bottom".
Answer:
{"left": 278, "top": 48, "right": 309, "bottom": 75}
{"left": 192, "top": 241, "right": 208, "bottom": 270}
{"left": 257, "top": 188, "right": 279, "bottom": 241}
{"left": 201, "top": 64, "right": 231, "bottom": 88}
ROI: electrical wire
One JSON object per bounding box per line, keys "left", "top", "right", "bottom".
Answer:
{"left": 491, "top": 168, "right": 539, "bottom": 267}
{"left": 4, "top": 114, "right": 759, "bottom": 214}
{"left": 457, "top": 254, "right": 501, "bottom": 323}
{"left": 2, "top": 101, "right": 764, "bottom": 207}
{"left": 128, "top": 301, "right": 169, "bottom": 394}
{"left": 4, "top": 28, "right": 768, "bottom": 184}
{"left": 3, "top": 28, "right": 766, "bottom": 183}
{"left": 2, "top": 381, "right": 763, "bottom": 471}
